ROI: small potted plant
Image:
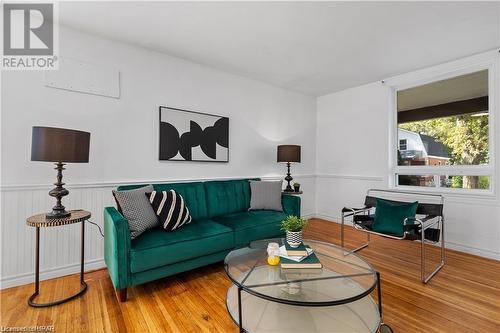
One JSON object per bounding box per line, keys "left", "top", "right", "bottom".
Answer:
{"left": 281, "top": 215, "right": 308, "bottom": 248}
{"left": 293, "top": 182, "right": 301, "bottom": 192}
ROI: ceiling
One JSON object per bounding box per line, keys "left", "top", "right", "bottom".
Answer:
{"left": 398, "top": 70, "right": 488, "bottom": 111}
{"left": 59, "top": 2, "right": 500, "bottom": 97}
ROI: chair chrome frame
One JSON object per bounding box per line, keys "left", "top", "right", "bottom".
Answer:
{"left": 341, "top": 189, "right": 445, "bottom": 284}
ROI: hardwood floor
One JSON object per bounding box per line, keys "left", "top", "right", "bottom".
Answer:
{"left": 1, "top": 218, "right": 499, "bottom": 332}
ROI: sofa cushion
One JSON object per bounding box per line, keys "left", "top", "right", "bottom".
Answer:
{"left": 213, "top": 210, "right": 287, "bottom": 248}
{"left": 147, "top": 190, "right": 192, "bottom": 231}
{"left": 249, "top": 180, "right": 283, "bottom": 211}
{"left": 204, "top": 179, "right": 256, "bottom": 217}
{"left": 130, "top": 219, "right": 233, "bottom": 273}
{"left": 112, "top": 185, "right": 159, "bottom": 240}
{"left": 118, "top": 182, "right": 208, "bottom": 220}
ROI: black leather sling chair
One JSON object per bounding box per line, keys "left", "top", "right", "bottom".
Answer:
{"left": 341, "top": 189, "right": 445, "bottom": 283}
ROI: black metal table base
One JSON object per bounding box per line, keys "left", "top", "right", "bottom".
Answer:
{"left": 28, "top": 220, "right": 87, "bottom": 307}
{"left": 28, "top": 281, "right": 88, "bottom": 307}
{"left": 238, "top": 286, "right": 244, "bottom": 333}
{"left": 234, "top": 271, "right": 392, "bottom": 333}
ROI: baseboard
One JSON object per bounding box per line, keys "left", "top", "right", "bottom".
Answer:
{"left": 0, "top": 258, "right": 106, "bottom": 290}
{"left": 314, "top": 213, "right": 352, "bottom": 225}
{"left": 443, "top": 242, "right": 500, "bottom": 260}
{"left": 313, "top": 213, "right": 500, "bottom": 261}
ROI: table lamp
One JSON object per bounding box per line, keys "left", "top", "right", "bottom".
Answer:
{"left": 31, "top": 126, "right": 90, "bottom": 219}
{"left": 277, "top": 145, "right": 301, "bottom": 192}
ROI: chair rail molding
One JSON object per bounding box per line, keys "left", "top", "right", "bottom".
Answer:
{"left": 316, "top": 173, "right": 384, "bottom": 181}
{"left": 0, "top": 174, "right": 317, "bottom": 191}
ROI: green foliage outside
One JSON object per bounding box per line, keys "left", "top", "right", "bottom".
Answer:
{"left": 281, "top": 215, "right": 308, "bottom": 232}
{"left": 451, "top": 175, "right": 463, "bottom": 188}
{"left": 399, "top": 113, "right": 489, "bottom": 189}
{"left": 448, "top": 175, "right": 490, "bottom": 189}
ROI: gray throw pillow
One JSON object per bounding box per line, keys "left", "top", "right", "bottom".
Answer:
{"left": 249, "top": 180, "right": 283, "bottom": 212}
{"left": 112, "top": 185, "right": 159, "bottom": 239}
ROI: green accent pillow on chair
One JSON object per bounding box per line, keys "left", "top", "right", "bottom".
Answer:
{"left": 373, "top": 198, "right": 418, "bottom": 236}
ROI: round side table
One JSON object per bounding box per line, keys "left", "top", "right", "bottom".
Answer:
{"left": 26, "top": 209, "right": 91, "bottom": 307}
{"left": 282, "top": 190, "right": 303, "bottom": 195}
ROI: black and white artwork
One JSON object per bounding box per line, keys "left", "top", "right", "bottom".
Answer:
{"left": 159, "top": 106, "right": 229, "bottom": 162}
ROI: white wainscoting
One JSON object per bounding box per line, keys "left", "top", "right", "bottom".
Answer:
{"left": 0, "top": 186, "right": 114, "bottom": 289}
{"left": 315, "top": 174, "right": 500, "bottom": 261}
{"left": 0, "top": 174, "right": 316, "bottom": 289}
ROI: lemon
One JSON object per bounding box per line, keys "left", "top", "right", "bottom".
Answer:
{"left": 267, "top": 256, "right": 280, "bottom": 266}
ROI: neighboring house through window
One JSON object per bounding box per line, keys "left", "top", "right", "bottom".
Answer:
{"left": 399, "top": 139, "right": 407, "bottom": 151}
{"left": 398, "top": 129, "right": 450, "bottom": 166}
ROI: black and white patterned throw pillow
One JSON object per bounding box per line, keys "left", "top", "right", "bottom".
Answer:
{"left": 146, "top": 190, "right": 192, "bottom": 231}
{"left": 112, "top": 185, "right": 159, "bottom": 240}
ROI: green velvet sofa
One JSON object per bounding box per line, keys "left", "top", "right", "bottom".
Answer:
{"left": 104, "top": 179, "right": 300, "bottom": 301}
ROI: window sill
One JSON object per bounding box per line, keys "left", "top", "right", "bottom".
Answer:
{"left": 391, "top": 185, "right": 496, "bottom": 199}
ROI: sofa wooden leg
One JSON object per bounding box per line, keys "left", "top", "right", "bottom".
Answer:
{"left": 117, "top": 288, "right": 127, "bottom": 302}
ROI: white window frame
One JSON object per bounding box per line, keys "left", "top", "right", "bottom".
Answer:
{"left": 385, "top": 50, "right": 499, "bottom": 196}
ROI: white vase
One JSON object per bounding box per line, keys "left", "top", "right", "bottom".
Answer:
{"left": 286, "top": 230, "right": 302, "bottom": 248}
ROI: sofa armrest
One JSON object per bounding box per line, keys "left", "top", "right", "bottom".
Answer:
{"left": 104, "top": 207, "right": 131, "bottom": 289}
{"left": 282, "top": 194, "right": 301, "bottom": 217}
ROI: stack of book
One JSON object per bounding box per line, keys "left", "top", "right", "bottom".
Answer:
{"left": 279, "top": 243, "right": 322, "bottom": 271}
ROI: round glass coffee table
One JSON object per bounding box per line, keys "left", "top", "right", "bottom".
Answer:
{"left": 224, "top": 238, "right": 389, "bottom": 333}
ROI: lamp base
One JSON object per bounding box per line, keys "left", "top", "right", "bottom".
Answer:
{"left": 46, "top": 210, "right": 71, "bottom": 219}
{"left": 284, "top": 162, "right": 294, "bottom": 192}
{"left": 46, "top": 162, "right": 71, "bottom": 220}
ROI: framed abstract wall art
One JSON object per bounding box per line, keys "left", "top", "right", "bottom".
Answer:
{"left": 159, "top": 106, "right": 229, "bottom": 162}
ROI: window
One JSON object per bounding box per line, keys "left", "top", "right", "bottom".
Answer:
{"left": 399, "top": 139, "right": 407, "bottom": 151}
{"left": 397, "top": 174, "right": 490, "bottom": 190}
{"left": 392, "top": 66, "right": 494, "bottom": 192}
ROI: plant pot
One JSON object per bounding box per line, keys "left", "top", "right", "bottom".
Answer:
{"left": 286, "top": 230, "right": 303, "bottom": 248}
{"left": 293, "top": 185, "right": 300, "bottom": 192}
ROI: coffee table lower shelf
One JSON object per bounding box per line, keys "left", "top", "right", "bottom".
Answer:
{"left": 225, "top": 284, "right": 380, "bottom": 333}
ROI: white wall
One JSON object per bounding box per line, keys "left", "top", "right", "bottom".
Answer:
{"left": 0, "top": 27, "right": 317, "bottom": 288}
{"left": 316, "top": 81, "right": 389, "bottom": 222}
{"left": 316, "top": 55, "right": 500, "bottom": 260}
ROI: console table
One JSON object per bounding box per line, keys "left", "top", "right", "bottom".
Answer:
{"left": 26, "top": 209, "right": 91, "bottom": 307}
{"left": 282, "top": 190, "right": 303, "bottom": 195}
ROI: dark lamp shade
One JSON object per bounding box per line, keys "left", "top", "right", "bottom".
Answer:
{"left": 31, "top": 126, "right": 90, "bottom": 163}
{"left": 277, "top": 145, "right": 301, "bottom": 163}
